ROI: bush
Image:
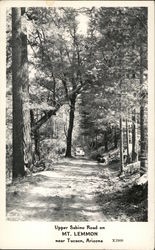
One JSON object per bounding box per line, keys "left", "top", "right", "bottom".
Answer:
{"left": 6, "top": 143, "right": 12, "bottom": 182}
{"left": 90, "top": 150, "right": 99, "bottom": 160}
{"left": 89, "top": 146, "right": 106, "bottom": 160}
{"left": 40, "top": 138, "right": 66, "bottom": 162}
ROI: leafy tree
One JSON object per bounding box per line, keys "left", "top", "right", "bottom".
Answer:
{"left": 26, "top": 7, "right": 93, "bottom": 157}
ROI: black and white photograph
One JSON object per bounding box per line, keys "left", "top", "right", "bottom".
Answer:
{"left": 0, "top": 0, "right": 154, "bottom": 249}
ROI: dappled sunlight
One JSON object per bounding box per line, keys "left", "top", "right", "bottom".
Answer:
{"left": 6, "top": 4, "right": 148, "bottom": 226}
{"left": 6, "top": 158, "right": 146, "bottom": 222}
{"left": 7, "top": 158, "right": 111, "bottom": 221}
{"left": 60, "top": 158, "right": 100, "bottom": 166}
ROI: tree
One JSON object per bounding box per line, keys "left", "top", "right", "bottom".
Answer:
{"left": 132, "top": 109, "right": 138, "bottom": 162}
{"left": 139, "top": 40, "right": 148, "bottom": 175}
{"left": 12, "top": 8, "right": 25, "bottom": 178}
{"left": 26, "top": 7, "right": 93, "bottom": 157}
{"left": 12, "top": 8, "right": 32, "bottom": 178}
{"left": 24, "top": 8, "right": 78, "bottom": 157}
{"left": 125, "top": 118, "right": 130, "bottom": 163}
{"left": 21, "top": 8, "right": 32, "bottom": 168}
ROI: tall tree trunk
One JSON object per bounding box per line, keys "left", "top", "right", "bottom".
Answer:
{"left": 12, "top": 8, "right": 25, "bottom": 178}
{"left": 120, "top": 116, "right": 124, "bottom": 172}
{"left": 21, "top": 8, "right": 32, "bottom": 168}
{"left": 65, "top": 96, "right": 76, "bottom": 157}
{"left": 52, "top": 71, "right": 56, "bottom": 106}
{"left": 34, "top": 110, "right": 40, "bottom": 160}
{"left": 126, "top": 119, "right": 130, "bottom": 163}
{"left": 132, "top": 111, "right": 136, "bottom": 162}
{"left": 140, "top": 106, "right": 147, "bottom": 174}
{"left": 30, "top": 110, "right": 40, "bottom": 162}
{"left": 119, "top": 77, "right": 124, "bottom": 173}
{"left": 30, "top": 109, "right": 35, "bottom": 163}
{"left": 135, "top": 111, "right": 138, "bottom": 162}
{"left": 34, "top": 130, "right": 40, "bottom": 161}
{"left": 114, "top": 126, "right": 118, "bottom": 148}
{"left": 104, "top": 130, "right": 108, "bottom": 152}
{"left": 140, "top": 43, "right": 147, "bottom": 175}
{"left": 50, "top": 116, "right": 54, "bottom": 138}
{"left": 132, "top": 109, "right": 138, "bottom": 162}
{"left": 95, "top": 133, "right": 98, "bottom": 149}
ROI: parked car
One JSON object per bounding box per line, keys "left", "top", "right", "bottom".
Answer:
{"left": 97, "top": 148, "right": 120, "bottom": 165}
{"left": 75, "top": 147, "right": 85, "bottom": 156}
{"left": 96, "top": 154, "right": 109, "bottom": 164}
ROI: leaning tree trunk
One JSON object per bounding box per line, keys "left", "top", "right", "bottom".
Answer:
{"left": 12, "top": 8, "right": 25, "bottom": 178}
{"left": 65, "top": 96, "right": 76, "bottom": 158}
{"left": 21, "top": 8, "right": 32, "bottom": 168}
{"left": 34, "top": 130, "right": 40, "bottom": 161}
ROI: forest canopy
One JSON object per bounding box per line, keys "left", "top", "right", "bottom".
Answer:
{"left": 6, "top": 7, "right": 148, "bottom": 179}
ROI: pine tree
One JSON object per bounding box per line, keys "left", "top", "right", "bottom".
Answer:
{"left": 12, "top": 8, "right": 25, "bottom": 178}
{"left": 12, "top": 8, "right": 32, "bottom": 178}
{"left": 21, "top": 8, "right": 32, "bottom": 168}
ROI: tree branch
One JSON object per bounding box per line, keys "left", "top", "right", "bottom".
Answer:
{"left": 31, "top": 109, "right": 57, "bottom": 132}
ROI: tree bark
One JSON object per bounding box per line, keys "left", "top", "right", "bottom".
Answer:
{"left": 132, "top": 109, "right": 138, "bottom": 162}
{"left": 21, "top": 9, "right": 32, "bottom": 168}
{"left": 114, "top": 126, "right": 118, "bottom": 148}
{"left": 95, "top": 134, "right": 98, "bottom": 149}
{"left": 31, "top": 109, "right": 56, "bottom": 132}
{"left": 126, "top": 119, "right": 130, "bottom": 163}
{"left": 52, "top": 71, "right": 56, "bottom": 106}
{"left": 140, "top": 106, "right": 147, "bottom": 174}
{"left": 132, "top": 111, "right": 136, "bottom": 162}
{"left": 34, "top": 129, "right": 40, "bottom": 161}
{"left": 12, "top": 8, "right": 25, "bottom": 178}
{"left": 30, "top": 110, "right": 40, "bottom": 162}
{"left": 120, "top": 116, "right": 124, "bottom": 172}
{"left": 139, "top": 43, "right": 147, "bottom": 175}
{"left": 104, "top": 130, "right": 108, "bottom": 152}
{"left": 65, "top": 96, "right": 76, "bottom": 157}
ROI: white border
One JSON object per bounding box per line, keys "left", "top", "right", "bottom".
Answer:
{"left": 0, "top": 1, "right": 154, "bottom": 249}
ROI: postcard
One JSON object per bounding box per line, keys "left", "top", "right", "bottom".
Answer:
{"left": 0, "top": 1, "right": 154, "bottom": 249}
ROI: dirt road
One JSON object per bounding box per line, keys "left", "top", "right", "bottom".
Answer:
{"left": 6, "top": 158, "right": 146, "bottom": 222}
{"left": 6, "top": 158, "right": 116, "bottom": 221}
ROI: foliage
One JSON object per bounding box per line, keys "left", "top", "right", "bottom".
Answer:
{"left": 78, "top": 7, "right": 147, "bottom": 157}
{"left": 6, "top": 7, "right": 148, "bottom": 178}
